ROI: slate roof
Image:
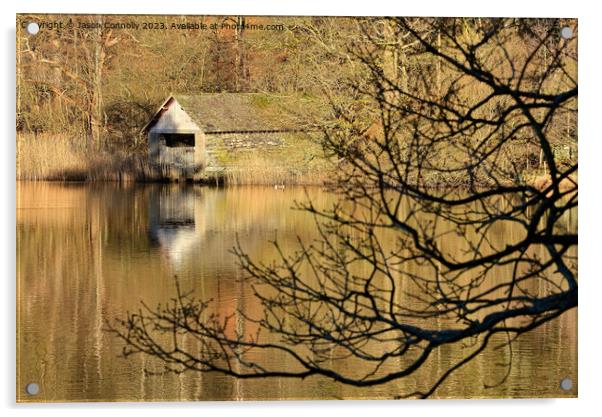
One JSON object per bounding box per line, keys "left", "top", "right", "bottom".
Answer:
{"left": 143, "top": 93, "right": 311, "bottom": 134}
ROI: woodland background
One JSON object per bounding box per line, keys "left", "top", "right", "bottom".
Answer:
{"left": 16, "top": 15, "right": 577, "bottom": 184}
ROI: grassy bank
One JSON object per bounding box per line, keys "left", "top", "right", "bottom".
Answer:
{"left": 208, "top": 155, "right": 331, "bottom": 186}
{"left": 205, "top": 132, "right": 332, "bottom": 186}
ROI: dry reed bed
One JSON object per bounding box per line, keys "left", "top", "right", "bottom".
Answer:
{"left": 17, "top": 134, "right": 158, "bottom": 182}
{"left": 19, "top": 134, "right": 564, "bottom": 189}
{"left": 17, "top": 134, "right": 331, "bottom": 185}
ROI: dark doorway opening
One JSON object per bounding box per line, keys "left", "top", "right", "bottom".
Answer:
{"left": 161, "top": 133, "right": 195, "bottom": 147}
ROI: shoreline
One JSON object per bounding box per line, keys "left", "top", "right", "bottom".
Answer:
{"left": 15, "top": 173, "right": 578, "bottom": 193}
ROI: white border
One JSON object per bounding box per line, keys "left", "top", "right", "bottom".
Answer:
{"left": 3, "top": 1, "right": 599, "bottom": 416}
{"left": 6, "top": 0, "right": 582, "bottom": 17}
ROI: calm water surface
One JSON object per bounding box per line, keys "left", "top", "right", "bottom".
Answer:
{"left": 17, "top": 182, "right": 577, "bottom": 401}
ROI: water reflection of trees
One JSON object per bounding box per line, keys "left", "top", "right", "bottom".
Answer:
{"left": 111, "top": 18, "right": 577, "bottom": 398}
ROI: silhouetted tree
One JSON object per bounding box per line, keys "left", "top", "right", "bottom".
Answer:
{"left": 109, "top": 17, "right": 577, "bottom": 398}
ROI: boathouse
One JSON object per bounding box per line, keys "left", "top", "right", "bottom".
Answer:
{"left": 142, "top": 93, "right": 303, "bottom": 178}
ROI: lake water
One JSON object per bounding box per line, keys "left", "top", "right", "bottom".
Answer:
{"left": 16, "top": 182, "right": 577, "bottom": 401}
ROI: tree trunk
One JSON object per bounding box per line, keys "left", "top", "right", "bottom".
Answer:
{"left": 90, "top": 19, "right": 105, "bottom": 148}
{"left": 235, "top": 16, "right": 247, "bottom": 92}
